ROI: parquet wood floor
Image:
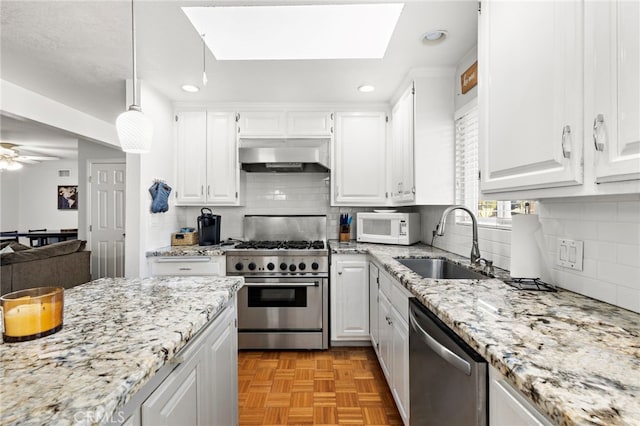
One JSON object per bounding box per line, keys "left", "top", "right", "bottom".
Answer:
{"left": 238, "top": 347, "right": 403, "bottom": 425}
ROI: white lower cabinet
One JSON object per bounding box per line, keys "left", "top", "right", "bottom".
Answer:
{"left": 369, "top": 262, "right": 380, "bottom": 353}
{"left": 489, "top": 366, "right": 553, "bottom": 426}
{"left": 141, "top": 299, "right": 237, "bottom": 426}
{"left": 148, "top": 256, "right": 226, "bottom": 277}
{"left": 376, "top": 270, "right": 410, "bottom": 425}
{"left": 330, "top": 254, "right": 369, "bottom": 342}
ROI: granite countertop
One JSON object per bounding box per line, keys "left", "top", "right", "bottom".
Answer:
{"left": 146, "top": 244, "right": 229, "bottom": 257}
{"left": 0, "top": 276, "right": 243, "bottom": 425}
{"left": 331, "top": 241, "right": 640, "bottom": 426}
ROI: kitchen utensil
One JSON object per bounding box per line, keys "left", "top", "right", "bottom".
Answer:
{"left": 1, "top": 287, "right": 64, "bottom": 342}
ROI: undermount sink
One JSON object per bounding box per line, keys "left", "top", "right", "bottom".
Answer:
{"left": 395, "top": 257, "right": 489, "bottom": 280}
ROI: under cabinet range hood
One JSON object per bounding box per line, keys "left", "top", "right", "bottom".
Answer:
{"left": 238, "top": 138, "right": 330, "bottom": 173}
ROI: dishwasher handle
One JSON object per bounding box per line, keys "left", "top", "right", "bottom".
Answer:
{"left": 409, "top": 308, "right": 472, "bottom": 376}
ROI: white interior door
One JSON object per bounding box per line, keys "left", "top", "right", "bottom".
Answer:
{"left": 90, "top": 162, "right": 125, "bottom": 279}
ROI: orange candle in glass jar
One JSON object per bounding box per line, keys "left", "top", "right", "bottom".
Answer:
{"left": 4, "top": 300, "right": 63, "bottom": 337}
{"left": 1, "top": 287, "right": 64, "bottom": 340}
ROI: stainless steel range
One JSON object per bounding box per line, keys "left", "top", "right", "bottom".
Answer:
{"left": 226, "top": 215, "right": 329, "bottom": 350}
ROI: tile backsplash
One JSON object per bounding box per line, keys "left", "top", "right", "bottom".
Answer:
{"left": 419, "top": 195, "right": 640, "bottom": 314}
{"left": 178, "top": 173, "right": 375, "bottom": 241}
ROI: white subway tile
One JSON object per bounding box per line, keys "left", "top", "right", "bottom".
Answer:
{"left": 597, "top": 261, "right": 640, "bottom": 289}
{"left": 579, "top": 277, "right": 617, "bottom": 305}
{"left": 617, "top": 244, "right": 640, "bottom": 268}
{"left": 581, "top": 202, "right": 617, "bottom": 222}
{"left": 616, "top": 285, "right": 640, "bottom": 314}
{"left": 598, "top": 222, "right": 640, "bottom": 245}
{"left": 594, "top": 242, "right": 617, "bottom": 262}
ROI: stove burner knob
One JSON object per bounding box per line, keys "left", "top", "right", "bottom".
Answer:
{"left": 298, "top": 262, "right": 306, "bottom": 271}
{"left": 280, "top": 262, "right": 288, "bottom": 271}
{"left": 248, "top": 262, "right": 257, "bottom": 271}
{"left": 234, "top": 262, "right": 243, "bottom": 271}
{"left": 267, "top": 262, "right": 275, "bottom": 271}
{"left": 289, "top": 264, "right": 297, "bottom": 272}
{"left": 311, "top": 262, "right": 319, "bottom": 270}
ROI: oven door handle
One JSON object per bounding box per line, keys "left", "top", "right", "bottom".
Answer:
{"left": 245, "top": 281, "right": 320, "bottom": 287}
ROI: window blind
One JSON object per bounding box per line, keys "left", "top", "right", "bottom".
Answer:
{"left": 455, "top": 106, "right": 479, "bottom": 220}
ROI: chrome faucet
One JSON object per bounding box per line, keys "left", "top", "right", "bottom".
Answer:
{"left": 435, "top": 205, "right": 482, "bottom": 265}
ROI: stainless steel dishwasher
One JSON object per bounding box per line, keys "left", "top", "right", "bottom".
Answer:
{"left": 409, "top": 298, "right": 487, "bottom": 425}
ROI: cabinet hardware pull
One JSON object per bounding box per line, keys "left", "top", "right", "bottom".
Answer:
{"left": 593, "top": 114, "right": 605, "bottom": 152}
{"left": 338, "top": 271, "right": 342, "bottom": 275}
{"left": 201, "top": 185, "right": 204, "bottom": 195}
{"left": 561, "top": 125, "right": 572, "bottom": 159}
{"left": 178, "top": 268, "right": 192, "bottom": 271}
{"left": 207, "top": 185, "right": 210, "bottom": 196}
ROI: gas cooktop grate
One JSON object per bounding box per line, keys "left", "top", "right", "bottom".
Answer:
{"left": 234, "top": 240, "right": 325, "bottom": 250}
{"left": 504, "top": 278, "right": 557, "bottom": 292}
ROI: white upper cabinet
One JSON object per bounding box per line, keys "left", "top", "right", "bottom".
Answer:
{"left": 175, "top": 110, "right": 241, "bottom": 206}
{"left": 332, "top": 111, "right": 388, "bottom": 206}
{"left": 238, "top": 110, "right": 333, "bottom": 137}
{"left": 479, "top": 0, "right": 584, "bottom": 193}
{"left": 175, "top": 111, "right": 208, "bottom": 204}
{"left": 287, "top": 111, "right": 334, "bottom": 137}
{"left": 390, "top": 85, "right": 415, "bottom": 203}
{"left": 237, "top": 111, "right": 286, "bottom": 137}
{"left": 206, "top": 112, "right": 240, "bottom": 203}
{"left": 589, "top": 0, "right": 640, "bottom": 184}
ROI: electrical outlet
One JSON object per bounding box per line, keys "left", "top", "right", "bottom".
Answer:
{"left": 556, "top": 238, "right": 583, "bottom": 271}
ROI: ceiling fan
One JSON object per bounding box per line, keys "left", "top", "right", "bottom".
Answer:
{"left": 0, "top": 143, "right": 61, "bottom": 171}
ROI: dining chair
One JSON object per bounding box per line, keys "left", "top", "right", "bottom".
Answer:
{"left": 28, "top": 229, "right": 48, "bottom": 247}
{"left": 0, "top": 230, "right": 19, "bottom": 243}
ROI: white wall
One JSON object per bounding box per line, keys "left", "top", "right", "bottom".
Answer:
{"left": 0, "top": 170, "right": 20, "bottom": 232}
{"left": 0, "top": 160, "right": 79, "bottom": 242}
{"left": 125, "top": 81, "right": 179, "bottom": 277}
{"left": 419, "top": 195, "right": 640, "bottom": 314}
{"left": 454, "top": 45, "right": 478, "bottom": 111}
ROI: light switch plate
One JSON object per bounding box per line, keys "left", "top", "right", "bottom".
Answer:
{"left": 556, "top": 238, "right": 583, "bottom": 271}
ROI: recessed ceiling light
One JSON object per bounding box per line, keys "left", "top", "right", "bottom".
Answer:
{"left": 422, "top": 30, "right": 448, "bottom": 44}
{"left": 181, "top": 84, "right": 200, "bottom": 93}
{"left": 182, "top": 4, "right": 404, "bottom": 60}
{"left": 358, "top": 85, "right": 375, "bottom": 93}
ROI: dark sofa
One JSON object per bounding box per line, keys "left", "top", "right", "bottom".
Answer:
{"left": 1, "top": 240, "right": 91, "bottom": 295}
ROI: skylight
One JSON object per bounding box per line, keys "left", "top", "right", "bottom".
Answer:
{"left": 182, "top": 4, "right": 404, "bottom": 61}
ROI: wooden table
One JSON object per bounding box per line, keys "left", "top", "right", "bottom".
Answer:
{"left": 1, "top": 230, "right": 78, "bottom": 246}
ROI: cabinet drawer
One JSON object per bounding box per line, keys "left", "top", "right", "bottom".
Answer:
{"left": 149, "top": 257, "right": 224, "bottom": 276}
{"left": 379, "top": 270, "right": 411, "bottom": 322}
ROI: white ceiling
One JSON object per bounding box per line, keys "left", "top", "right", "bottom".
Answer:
{"left": 0, "top": 115, "right": 79, "bottom": 160}
{"left": 1, "top": 0, "right": 478, "bottom": 126}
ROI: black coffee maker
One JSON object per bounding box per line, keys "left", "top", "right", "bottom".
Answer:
{"left": 197, "top": 208, "right": 221, "bottom": 246}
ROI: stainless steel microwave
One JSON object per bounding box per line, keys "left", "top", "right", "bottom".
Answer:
{"left": 356, "top": 212, "right": 421, "bottom": 245}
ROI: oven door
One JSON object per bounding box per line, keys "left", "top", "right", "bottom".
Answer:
{"left": 238, "top": 277, "right": 324, "bottom": 331}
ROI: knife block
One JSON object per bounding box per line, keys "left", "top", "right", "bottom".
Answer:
{"left": 339, "top": 225, "right": 350, "bottom": 242}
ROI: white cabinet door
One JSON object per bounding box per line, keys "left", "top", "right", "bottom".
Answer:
{"left": 489, "top": 366, "right": 553, "bottom": 426}
{"left": 238, "top": 111, "right": 286, "bottom": 137}
{"left": 377, "top": 291, "right": 393, "bottom": 380}
{"left": 390, "top": 307, "right": 409, "bottom": 425}
{"left": 369, "top": 262, "right": 380, "bottom": 352}
{"left": 206, "top": 112, "right": 239, "bottom": 204}
{"left": 390, "top": 85, "right": 415, "bottom": 203}
{"left": 330, "top": 255, "right": 369, "bottom": 341}
{"left": 479, "top": 0, "right": 583, "bottom": 193}
{"left": 590, "top": 0, "right": 640, "bottom": 184}
{"left": 176, "top": 111, "right": 207, "bottom": 204}
{"left": 333, "top": 112, "right": 388, "bottom": 205}
{"left": 142, "top": 346, "right": 204, "bottom": 426}
{"left": 287, "top": 111, "right": 333, "bottom": 137}
{"left": 203, "top": 302, "right": 238, "bottom": 426}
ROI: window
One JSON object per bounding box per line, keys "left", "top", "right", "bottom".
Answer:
{"left": 454, "top": 103, "right": 533, "bottom": 227}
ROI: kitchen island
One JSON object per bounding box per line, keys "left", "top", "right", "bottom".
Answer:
{"left": 0, "top": 275, "right": 243, "bottom": 425}
{"left": 332, "top": 241, "right": 640, "bottom": 426}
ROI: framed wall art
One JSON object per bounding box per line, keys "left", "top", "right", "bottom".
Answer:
{"left": 58, "top": 185, "right": 78, "bottom": 210}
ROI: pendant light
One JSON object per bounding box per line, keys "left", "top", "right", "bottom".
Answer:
{"left": 116, "top": 0, "right": 153, "bottom": 154}
{"left": 202, "top": 33, "right": 208, "bottom": 86}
